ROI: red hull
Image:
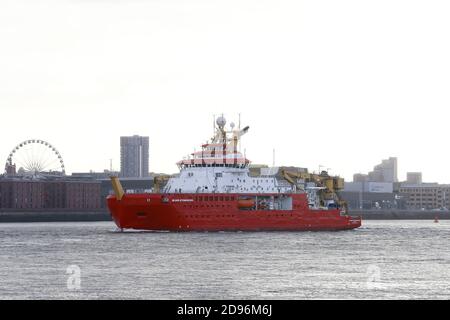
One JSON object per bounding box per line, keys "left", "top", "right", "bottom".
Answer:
{"left": 107, "top": 193, "right": 361, "bottom": 232}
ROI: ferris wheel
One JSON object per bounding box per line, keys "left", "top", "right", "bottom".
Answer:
{"left": 5, "top": 139, "right": 66, "bottom": 177}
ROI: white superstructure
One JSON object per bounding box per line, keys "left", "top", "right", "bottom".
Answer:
{"left": 164, "top": 116, "right": 292, "bottom": 194}
{"left": 164, "top": 166, "right": 292, "bottom": 194}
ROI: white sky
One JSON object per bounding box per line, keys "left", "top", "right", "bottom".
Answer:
{"left": 1, "top": 0, "right": 449, "bottom": 182}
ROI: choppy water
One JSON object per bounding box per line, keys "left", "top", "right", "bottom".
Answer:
{"left": 0, "top": 220, "right": 449, "bottom": 300}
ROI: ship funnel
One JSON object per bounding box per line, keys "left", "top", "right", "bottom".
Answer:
{"left": 110, "top": 176, "right": 125, "bottom": 201}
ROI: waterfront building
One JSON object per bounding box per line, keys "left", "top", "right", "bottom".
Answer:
{"left": 120, "top": 135, "right": 149, "bottom": 178}
{"left": 0, "top": 177, "right": 102, "bottom": 210}
{"left": 399, "top": 183, "right": 450, "bottom": 210}
{"left": 406, "top": 172, "right": 422, "bottom": 184}
{"left": 352, "top": 157, "right": 398, "bottom": 183}
{"left": 339, "top": 191, "right": 397, "bottom": 210}
{"left": 368, "top": 157, "right": 398, "bottom": 183}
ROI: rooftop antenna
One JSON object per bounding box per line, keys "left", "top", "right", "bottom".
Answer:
{"left": 110, "top": 159, "right": 113, "bottom": 172}
{"left": 213, "top": 114, "right": 216, "bottom": 137}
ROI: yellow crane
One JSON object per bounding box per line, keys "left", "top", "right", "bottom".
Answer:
{"left": 280, "top": 170, "right": 311, "bottom": 191}
{"left": 110, "top": 174, "right": 173, "bottom": 198}
{"left": 153, "top": 174, "right": 172, "bottom": 193}
{"left": 110, "top": 176, "right": 125, "bottom": 201}
{"left": 280, "top": 169, "right": 347, "bottom": 209}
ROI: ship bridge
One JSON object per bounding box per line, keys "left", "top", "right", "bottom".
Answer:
{"left": 165, "top": 116, "right": 292, "bottom": 194}
{"left": 176, "top": 116, "right": 250, "bottom": 169}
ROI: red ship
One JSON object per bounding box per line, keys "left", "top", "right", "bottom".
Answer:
{"left": 107, "top": 116, "right": 361, "bottom": 231}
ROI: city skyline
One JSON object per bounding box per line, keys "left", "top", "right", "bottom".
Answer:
{"left": 0, "top": 129, "right": 442, "bottom": 184}
{"left": 1, "top": 1, "right": 450, "bottom": 183}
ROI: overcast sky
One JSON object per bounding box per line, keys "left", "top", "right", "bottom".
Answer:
{"left": 1, "top": 0, "right": 449, "bottom": 182}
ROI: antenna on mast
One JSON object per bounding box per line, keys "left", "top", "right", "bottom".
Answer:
{"left": 238, "top": 113, "right": 242, "bottom": 152}
{"left": 273, "top": 149, "right": 275, "bottom": 167}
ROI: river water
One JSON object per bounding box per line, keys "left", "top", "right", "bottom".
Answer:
{"left": 0, "top": 220, "right": 449, "bottom": 299}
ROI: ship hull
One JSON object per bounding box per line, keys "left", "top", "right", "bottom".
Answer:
{"left": 107, "top": 193, "right": 361, "bottom": 232}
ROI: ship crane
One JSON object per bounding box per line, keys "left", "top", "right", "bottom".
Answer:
{"left": 154, "top": 174, "right": 172, "bottom": 193}
{"left": 281, "top": 169, "right": 348, "bottom": 210}
{"left": 280, "top": 169, "right": 310, "bottom": 192}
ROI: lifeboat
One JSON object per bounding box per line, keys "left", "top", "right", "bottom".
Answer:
{"left": 238, "top": 198, "right": 255, "bottom": 209}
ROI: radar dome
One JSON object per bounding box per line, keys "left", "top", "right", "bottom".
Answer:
{"left": 216, "top": 116, "right": 226, "bottom": 128}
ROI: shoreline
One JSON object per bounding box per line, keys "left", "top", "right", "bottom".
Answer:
{"left": 0, "top": 209, "right": 448, "bottom": 223}
{"left": 350, "top": 209, "right": 450, "bottom": 220}
{"left": 0, "top": 211, "right": 112, "bottom": 223}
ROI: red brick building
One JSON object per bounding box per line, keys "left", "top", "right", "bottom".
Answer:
{"left": 0, "top": 178, "right": 101, "bottom": 210}
{"left": 65, "top": 181, "right": 102, "bottom": 209}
